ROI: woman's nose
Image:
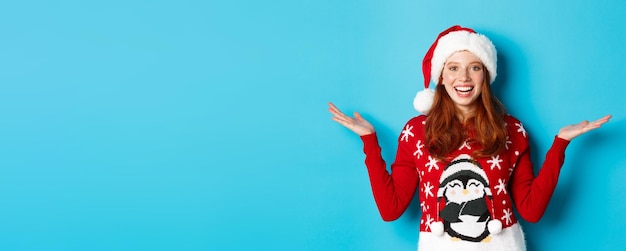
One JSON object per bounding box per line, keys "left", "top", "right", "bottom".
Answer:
{"left": 458, "top": 69, "right": 471, "bottom": 81}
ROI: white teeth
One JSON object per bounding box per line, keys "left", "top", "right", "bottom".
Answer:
{"left": 455, "top": 86, "right": 473, "bottom": 92}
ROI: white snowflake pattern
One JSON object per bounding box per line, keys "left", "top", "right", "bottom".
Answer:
{"left": 401, "top": 125, "right": 414, "bottom": 142}
{"left": 494, "top": 179, "right": 507, "bottom": 195}
{"left": 425, "top": 156, "right": 439, "bottom": 172}
{"left": 420, "top": 201, "right": 429, "bottom": 212}
{"left": 423, "top": 182, "right": 434, "bottom": 199}
{"left": 459, "top": 139, "right": 472, "bottom": 150}
{"left": 487, "top": 155, "right": 503, "bottom": 170}
{"left": 505, "top": 136, "right": 512, "bottom": 150}
{"left": 502, "top": 208, "right": 513, "bottom": 225}
{"left": 413, "top": 140, "right": 425, "bottom": 159}
{"left": 515, "top": 122, "right": 527, "bottom": 138}
{"left": 424, "top": 214, "right": 435, "bottom": 231}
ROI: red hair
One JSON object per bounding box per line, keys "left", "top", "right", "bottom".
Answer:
{"left": 425, "top": 70, "right": 507, "bottom": 160}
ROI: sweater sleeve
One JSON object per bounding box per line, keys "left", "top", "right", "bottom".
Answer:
{"left": 360, "top": 125, "right": 419, "bottom": 221}
{"left": 509, "top": 136, "right": 570, "bottom": 223}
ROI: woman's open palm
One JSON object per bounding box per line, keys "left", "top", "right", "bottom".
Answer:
{"left": 558, "top": 115, "right": 612, "bottom": 141}
{"left": 328, "top": 102, "right": 375, "bottom": 136}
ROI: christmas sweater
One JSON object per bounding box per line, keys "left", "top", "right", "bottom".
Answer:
{"left": 361, "top": 114, "right": 569, "bottom": 251}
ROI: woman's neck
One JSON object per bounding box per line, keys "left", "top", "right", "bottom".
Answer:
{"left": 456, "top": 107, "right": 476, "bottom": 123}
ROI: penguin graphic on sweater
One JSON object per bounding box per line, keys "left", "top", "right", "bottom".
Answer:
{"left": 435, "top": 154, "right": 499, "bottom": 242}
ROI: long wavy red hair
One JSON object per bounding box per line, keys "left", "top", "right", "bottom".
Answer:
{"left": 425, "top": 70, "right": 507, "bottom": 160}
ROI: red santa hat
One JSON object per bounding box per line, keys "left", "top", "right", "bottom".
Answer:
{"left": 413, "top": 25, "right": 498, "bottom": 114}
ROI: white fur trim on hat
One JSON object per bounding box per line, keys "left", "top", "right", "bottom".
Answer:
{"left": 430, "top": 30, "right": 497, "bottom": 85}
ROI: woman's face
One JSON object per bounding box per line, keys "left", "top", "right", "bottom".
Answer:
{"left": 441, "top": 51, "right": 485, "bottom": 114}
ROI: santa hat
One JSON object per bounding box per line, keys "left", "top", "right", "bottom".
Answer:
{"left": 413, "top": 25, "right": 498, "bottom": 114}
{"left": 429, "top": 154, "right": 503, "bottom": 236}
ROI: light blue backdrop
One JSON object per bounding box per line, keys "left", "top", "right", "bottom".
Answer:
{"left": 0, "top": 0, "right": 624, "bottom": 250}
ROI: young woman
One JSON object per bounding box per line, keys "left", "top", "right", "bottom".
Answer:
{"left": 328, "top": 25, "right": 611, "bottom": 250}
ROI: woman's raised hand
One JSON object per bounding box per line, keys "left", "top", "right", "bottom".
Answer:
{"left": 557, "top": 115, "right": 612, "bottom": 141}
{"left": 328, "top": 102, "right": 375, "bottom": 136}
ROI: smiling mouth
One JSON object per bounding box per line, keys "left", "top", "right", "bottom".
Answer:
{"left": 454, "top": 86, "right": 474, "bottom": 94}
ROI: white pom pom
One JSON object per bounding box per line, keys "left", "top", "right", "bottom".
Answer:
{"left": 430, "top": 221, "right": 444, "bottom": 235}
{"left": 488, "top": 219, "right": 502, "bottom": 235}
{"left": 413, "top": 88, "right": 435, "bottom": 114}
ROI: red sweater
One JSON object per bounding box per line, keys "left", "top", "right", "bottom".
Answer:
{"left": 361, "top": 114, "right": 569, "bottom": 233}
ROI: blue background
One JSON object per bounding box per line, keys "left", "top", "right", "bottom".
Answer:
{"left": 0, "top": 0, "right": 624, "bottom": 250}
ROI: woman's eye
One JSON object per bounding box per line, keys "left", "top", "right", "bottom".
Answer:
{"left": 471, "top": 66, "right": 482, "bottom": 71}
{"left": 449, "top": 66, "right": 458, "bottom": 71}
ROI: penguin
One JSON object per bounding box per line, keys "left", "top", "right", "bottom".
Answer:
{"left": 436, "top": 155, "right": 494, "bottom": 242}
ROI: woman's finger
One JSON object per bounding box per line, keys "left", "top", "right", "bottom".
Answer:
{"left": 328, "top": 103, "right": 350, "bottom": 118}
{"left": 331, "top": 116, "right": 355, "bottom": 128}
{"left": 591, "top": 115, "right": 612, "bottom": 125}
{"left": 328, "top": 102, "right": 344, "bottom": 115}
{"left": 354, "top": 112, "right": 365, "bottom": 122}
{"left": 585, "top": 115, "right": 612, "bottom": 130}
